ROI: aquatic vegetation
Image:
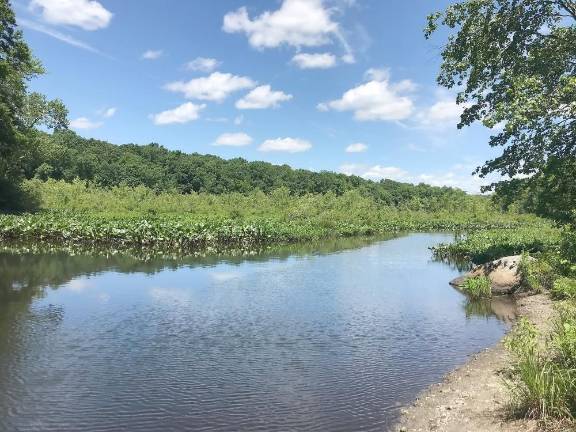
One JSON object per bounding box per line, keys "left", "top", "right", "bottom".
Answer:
{"left": 432, "top": 226, "right": 562, "bottom": 264}
{"left": 0, "top": 180, "right": 539, "bottom": 252}
{"left": 461, "top": 275, "right": 492, "bottom": 299}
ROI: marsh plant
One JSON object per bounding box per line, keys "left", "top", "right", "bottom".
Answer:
{"left": 462, "top": 275, "right": 492, "bottom": 299}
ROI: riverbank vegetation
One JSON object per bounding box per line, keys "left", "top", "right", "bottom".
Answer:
{"left": 0, "top": 179, "right": 536, "bottom": 251}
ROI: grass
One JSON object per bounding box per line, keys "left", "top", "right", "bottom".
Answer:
{"left": 505, "top": 318, "right": 576, "bottom": 422}
{"left": 462, "top": 275, "right": 492, "bottom": 298}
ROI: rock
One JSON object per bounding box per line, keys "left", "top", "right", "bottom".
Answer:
{"left": 450, "top": 255, "right": 531, "bottom": 295}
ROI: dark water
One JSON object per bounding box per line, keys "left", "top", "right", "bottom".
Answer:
{"left": 0, "top": 233, "right": 515, "bottom": 432}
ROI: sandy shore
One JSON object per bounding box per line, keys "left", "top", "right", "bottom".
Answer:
{"left": 394, "top": 294, "right": 555, "bottom": 432}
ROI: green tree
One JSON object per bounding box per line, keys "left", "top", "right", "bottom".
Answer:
{"left": 0, "top": 0, "right": 67, "bottom": 209}
{"left": 426, "top": 0, "right": 575, "bottom": 183}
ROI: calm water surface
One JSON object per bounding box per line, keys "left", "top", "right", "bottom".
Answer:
{"left": 0, "top": 233, "right": 515, "bottom": 432}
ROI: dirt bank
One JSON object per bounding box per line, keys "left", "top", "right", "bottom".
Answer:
{"left": 394, "top": 294, "right": 555, "bottom": 432}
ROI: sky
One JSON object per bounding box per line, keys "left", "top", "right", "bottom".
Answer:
{"left": 13, "top": 0, "right": 504, "bottom": 193}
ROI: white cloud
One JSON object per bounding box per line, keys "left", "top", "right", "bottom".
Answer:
{"left": 18, "top": 18, "right": 101, "bottom": 53}
{"left": 223, "top": 0, "right": 339, "bottom": 49}
{"left": 142, "top": 49, "right": 163, "bottom": 60}
{"left": 345, "top": 142, "right": 367, "bottom": 153}
{"left": 259, "top": 137, "right": 311, "bottom": 153}
{"left": 339, "top": 163, "right": 498, "bottom": 193}
{"left": 99, "top": 107, "right": 116, "bottom": 118}
{"left": 151, "top": 102, "right": 206, "bottom": 125}
{"left": 214, "top": 132, "right": 253, "bottom": 147}
{"left": 30, "top": 0, "right": 112, "bottom": 30}
{"left": 417, "top": 99, "right": 467, "bottom": 128}
{"left": 236, "top": 85, "right": 292, "bottom": 109}
{"left": 292, "top": 52, "right": 336, "bottom": 69}
{"left": 186, "top": 57, "right": 221, "bottom": 73}
{"left": 165, "top": 72, "right": 256, "bottom": 102}
{"left": 70, "top": 117, "right": 103, "bottom": 129}
{"left": 318, "top": 70, "right": 416, "bottom": 121}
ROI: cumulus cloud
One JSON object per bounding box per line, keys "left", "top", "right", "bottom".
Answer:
{"left": 142, "top": 49, "right": 163, "bottom": 60}
{"left": 292, "top": 52, "right": 337, "bottom": 69}
{"left": 223, "top": 0, "right": 339, "bottom": 49}
{"left": 186, "top": 57, "right": 221, "bottom": 73}
{"left": 151, "top": 102, "right": 206, "bottom": 125}
{"left": 345, "top": 142, "right": 367, "bottom": 153}
{"left": 30, "top": 0, "right": 112, "bottom": 30}
{"left": 339, "top": 163, "right": 497, "bottom": 193}
{"left": 165, "top": 72, "right": 256, "bottom": 102}
{"left": 259, "top": 137, "right": 311, "bottom": 153}
{"left": 236, "top": 85, "right": 292, "bottom": 109}
{"left": 417, "top": 99, "right": 468, "bottom": 128}
{"left": 70, "top": 117, "right": 103, "bottom": 129}
{"left": 214, "top": 132, "right": 253, "bottom": 147}
{"left": 318, "top": 69, "right": 416, "bottom": 121}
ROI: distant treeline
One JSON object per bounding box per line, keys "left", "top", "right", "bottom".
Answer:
{"left": 22, "top": 131, "right": 475, "bottom": 211}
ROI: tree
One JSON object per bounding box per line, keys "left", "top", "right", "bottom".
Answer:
{"left": 0, "top": 0, "right": 67, "bottom": 209}
{"left": 425, "top": 0, "right": 575, "bottom": 185}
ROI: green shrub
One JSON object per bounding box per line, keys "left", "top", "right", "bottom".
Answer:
{"left": 462, "top": 275, "right": 492, "bottom": 299}
{"left": 505, "top": 318, "right": 576, "bottom": 420}
{"left": 552, "top": 302, "right": 576, "bottom": 369}
{"left": 519, "top": 253, "right": 555, "bottom": 293}
{"left": 552, "top": 278, "right": 576, "bottom": 300}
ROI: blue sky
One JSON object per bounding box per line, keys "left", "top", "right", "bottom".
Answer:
{"left": 13, "top": 0, "right": 502, "bottom": 192}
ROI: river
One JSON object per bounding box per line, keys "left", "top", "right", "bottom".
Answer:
{"left": 0, "top": 233, "right": 515, "bottom": 431}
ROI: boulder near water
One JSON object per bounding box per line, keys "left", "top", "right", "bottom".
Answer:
{"left": 450, "top": 255, "right": 530, "bottom": 295}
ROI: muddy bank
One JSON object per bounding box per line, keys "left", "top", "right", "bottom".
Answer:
{"left": 394, "top": 294, "right": 555, "bottom": 432}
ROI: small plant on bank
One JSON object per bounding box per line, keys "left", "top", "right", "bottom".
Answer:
{"left": 518, "top": 253, "right": 555, "bottom": 293}
{"left": 551, "top": 278, "right": 576, "bottom": 300}
{"left": 462, "top": 275, "right": 492, "bottom": 299}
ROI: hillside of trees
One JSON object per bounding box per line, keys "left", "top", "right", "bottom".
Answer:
{"left": 19, "top": 130, "right": 473, "bottom": 210}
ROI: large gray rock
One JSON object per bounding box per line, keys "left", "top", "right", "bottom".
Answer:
{"left": 450, "top": 255, "right": 530, "bottom": 295}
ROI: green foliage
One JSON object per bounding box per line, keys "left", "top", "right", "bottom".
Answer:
{"left": 432, "top": 226, "right": 561, "bottom": 264}
{"left": 519, "top": 254, "right": 555, "bottom": 293}
{"left": 552, "top": 278, "right": 576, "bottom": 301}
{"left": 0, "top": 0, "right": 68, "bottom": 210}
{"left": 18, "top": 131, "right": 511, "bottom": 215}
{"left": 505, "top": 317, "right": 576, "bottom": 421}
{"left": 552, "top": 302, "right": 576, "bottom": 369}
{"left": 493, "top": 157, "right": 576, "bottom": 224}
{"left": 462, "top": 275, "right": 492, "bottom": 299}
{"left": 0, "top": 179, "right": 536, "bottom": 252}
{"left": 426, "top": 1, "right": 576, "bottom": 186}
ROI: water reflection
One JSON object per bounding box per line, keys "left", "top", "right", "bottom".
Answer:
{"left": 0, "top": 233, "right": 514, "bottom": 432}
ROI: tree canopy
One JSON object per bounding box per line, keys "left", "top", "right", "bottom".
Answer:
{"left": 426, "top": 0, "right": 575, "bottom": 184}
{"left": 0, "top": 0, "right": 68, "bottom": 208}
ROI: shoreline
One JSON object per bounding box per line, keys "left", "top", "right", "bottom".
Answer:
{"left": 394, "top": 293, "right": 555, "bottom": 432}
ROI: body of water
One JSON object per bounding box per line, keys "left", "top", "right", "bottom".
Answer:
{"left": 0, "top": 233, "right": 515, "bottom": 431}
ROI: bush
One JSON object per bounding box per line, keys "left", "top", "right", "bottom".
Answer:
{"left": 551, "top": 302, "right": 576, "bottom": 369}
{"left": 462, "top": 275, "right": 492, "bottom": 299}
{"left": 552, "top": 278, "right": 576, "bottom": 300}
{"left": 519, "top": 253, "right": 555, "bottom": 293}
